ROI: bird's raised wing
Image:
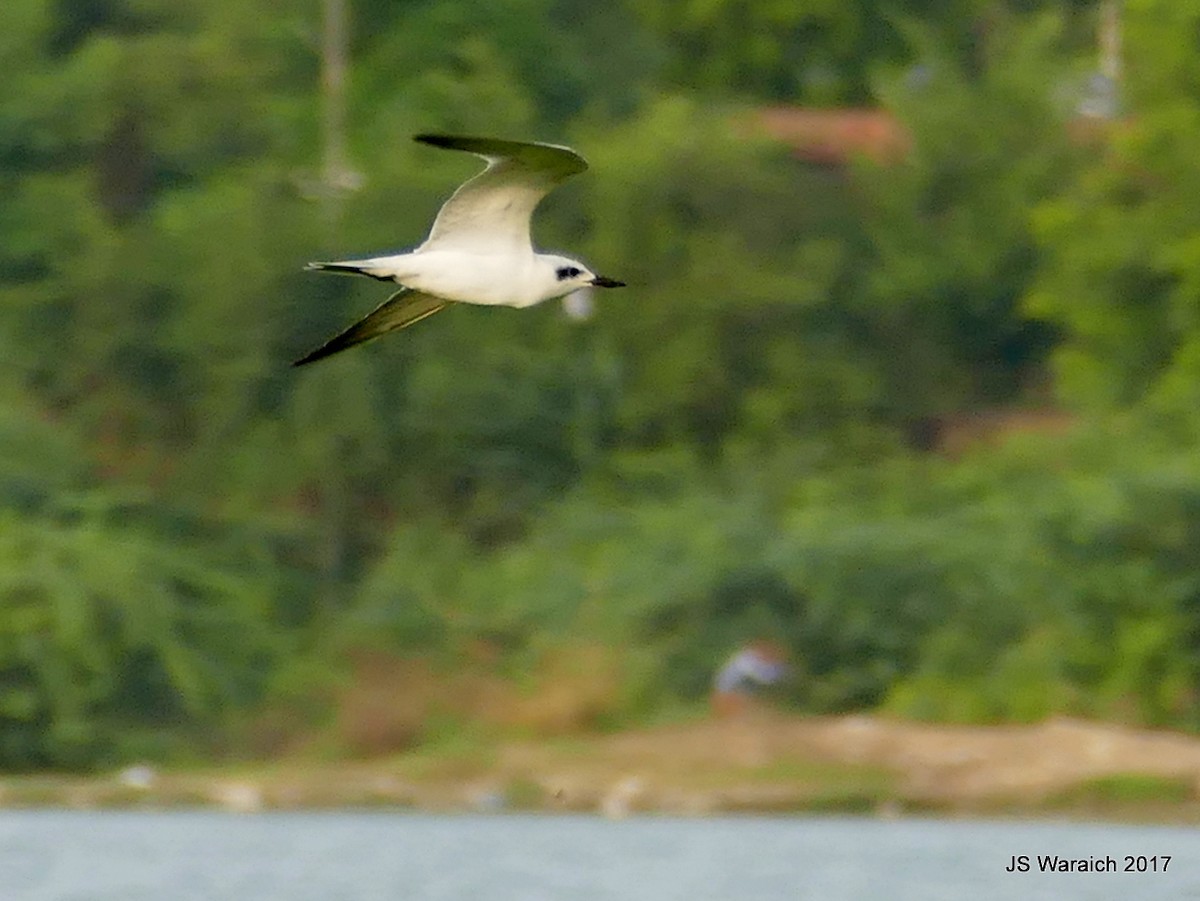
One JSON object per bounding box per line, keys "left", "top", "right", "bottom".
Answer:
{"left": 292, "top": 288, "right": 446, "bottom": 366}
{"left": 414, "top": 134, "right": 588, "bottom": 255}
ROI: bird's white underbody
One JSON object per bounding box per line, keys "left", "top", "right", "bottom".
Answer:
{"left": 321, "top": 251, "right": 577, "bottom": 308}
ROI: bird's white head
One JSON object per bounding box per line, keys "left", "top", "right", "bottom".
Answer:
{"left": 538, "top": 254, "right": 625, "bottom": 301}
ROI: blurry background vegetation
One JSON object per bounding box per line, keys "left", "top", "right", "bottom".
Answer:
{"left": 3, "top": 0, "right": 1200, "bottom": 769}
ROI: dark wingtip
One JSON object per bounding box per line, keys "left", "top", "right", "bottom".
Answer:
{"left": 291, "top": 347, "right": 332, "bottom": 367}
{"left": 413, "top": 134, "right": 461, "bottom": 148}
{"left": 291, "top": 334, "right": 356, "bottom": 367}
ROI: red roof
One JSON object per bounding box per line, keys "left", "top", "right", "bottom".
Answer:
{"left": 754, "top": 107, "right": 910, "bottom": 165}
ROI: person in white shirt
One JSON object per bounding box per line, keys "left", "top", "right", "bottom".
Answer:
{"left": 711, "top": 640, "right": 789, "bottom": 717}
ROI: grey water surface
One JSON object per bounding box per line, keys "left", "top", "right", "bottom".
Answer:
{"left": 1, "top": 810, "right": 1197, "bottom": 901}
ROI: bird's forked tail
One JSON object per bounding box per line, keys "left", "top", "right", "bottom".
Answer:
{"left": 305, "top": 260, "right": 395, "bottom": 282}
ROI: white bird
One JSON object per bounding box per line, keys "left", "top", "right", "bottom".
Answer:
{"left": 294, "top": 134, "right": 625, "bottom": 366}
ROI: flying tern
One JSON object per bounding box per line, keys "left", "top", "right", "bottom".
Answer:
{"left": 294, "top": 134, "right": 625, "bottom": 366}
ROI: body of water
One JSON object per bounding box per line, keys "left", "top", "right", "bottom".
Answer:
{"left": 1, "top": 810, "right": 1197, "bottom": 900}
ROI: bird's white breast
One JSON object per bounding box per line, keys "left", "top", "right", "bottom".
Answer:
{"left": 402, "top": 250, "right": 556, "bottom": 307}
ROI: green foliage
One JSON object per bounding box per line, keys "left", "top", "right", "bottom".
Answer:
{"left": 338, "top": 426, "right": 1200, "bottom": 731}
{"left": 0, "top": 395, "right": 282, "bottom": 767}
{"left": 2, "top": 0, "right": 1200, "bottom": 768}
{"left": 1027, "top": 0, "right": 1200, "bottom": 413}
{"left": 880, "top": 428, "right": 1200, "bottom": 726}
{"left": 853, "top": 11, "right": 1079, "bottom": 416}
{"left": 1051, "top": 773, "right": 1195, "bottom": 807}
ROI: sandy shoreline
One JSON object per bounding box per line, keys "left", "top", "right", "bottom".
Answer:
{"left": 5, "top": 713, "right": 1200, "bottom": 819}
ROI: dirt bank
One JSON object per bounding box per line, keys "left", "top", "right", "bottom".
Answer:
{"left": 5, "top": 713, "right": 1200, "bottom": 818}
{"left": 493, "top": 712, "right": 1200, "bottom": 816}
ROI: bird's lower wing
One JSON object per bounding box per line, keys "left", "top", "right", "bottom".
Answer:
{"left": 292, "top": 289, "right": 447, "bottom": 367}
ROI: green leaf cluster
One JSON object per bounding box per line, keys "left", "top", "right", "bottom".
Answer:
{"left": 3, "top": 0, "right": 1200, "bottom": 766}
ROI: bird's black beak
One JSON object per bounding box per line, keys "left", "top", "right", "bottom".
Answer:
{"left": 590, "top": 276, "right": 626, "bottom": 288}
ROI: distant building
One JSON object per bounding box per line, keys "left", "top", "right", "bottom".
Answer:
{"left": 753, "top": 106, "right": 910, "bottom": 166}
{"left": 752, "top": 98, "right": 1119, "bottom": 170}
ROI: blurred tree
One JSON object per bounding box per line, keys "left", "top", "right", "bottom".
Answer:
{"left": 853, "top": 11, "right": 1079, "bottom": 423}
{"left": 0, "top": 392, "right": 281, "bottom": 768}
{"left": 4, "top": 0, "right": 1200, "bottom": 765}
{"left": 577, "top": 98, "right": 870, "bottom": 456}
{"left": 1026, "top": 0, "right": 1200, "bottom": 418}
{"left": 622, "top": 0, "right": 1102, "bottom": 105}
{"left": 352, "top": 0, "right": 659, "bottom": 130}
{"left": 627, "top": 0, "right": 893, "bottom": 103}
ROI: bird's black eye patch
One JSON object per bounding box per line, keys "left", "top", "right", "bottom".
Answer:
{"left": 556, "top": 266, "right": 582, "bottom": 280}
